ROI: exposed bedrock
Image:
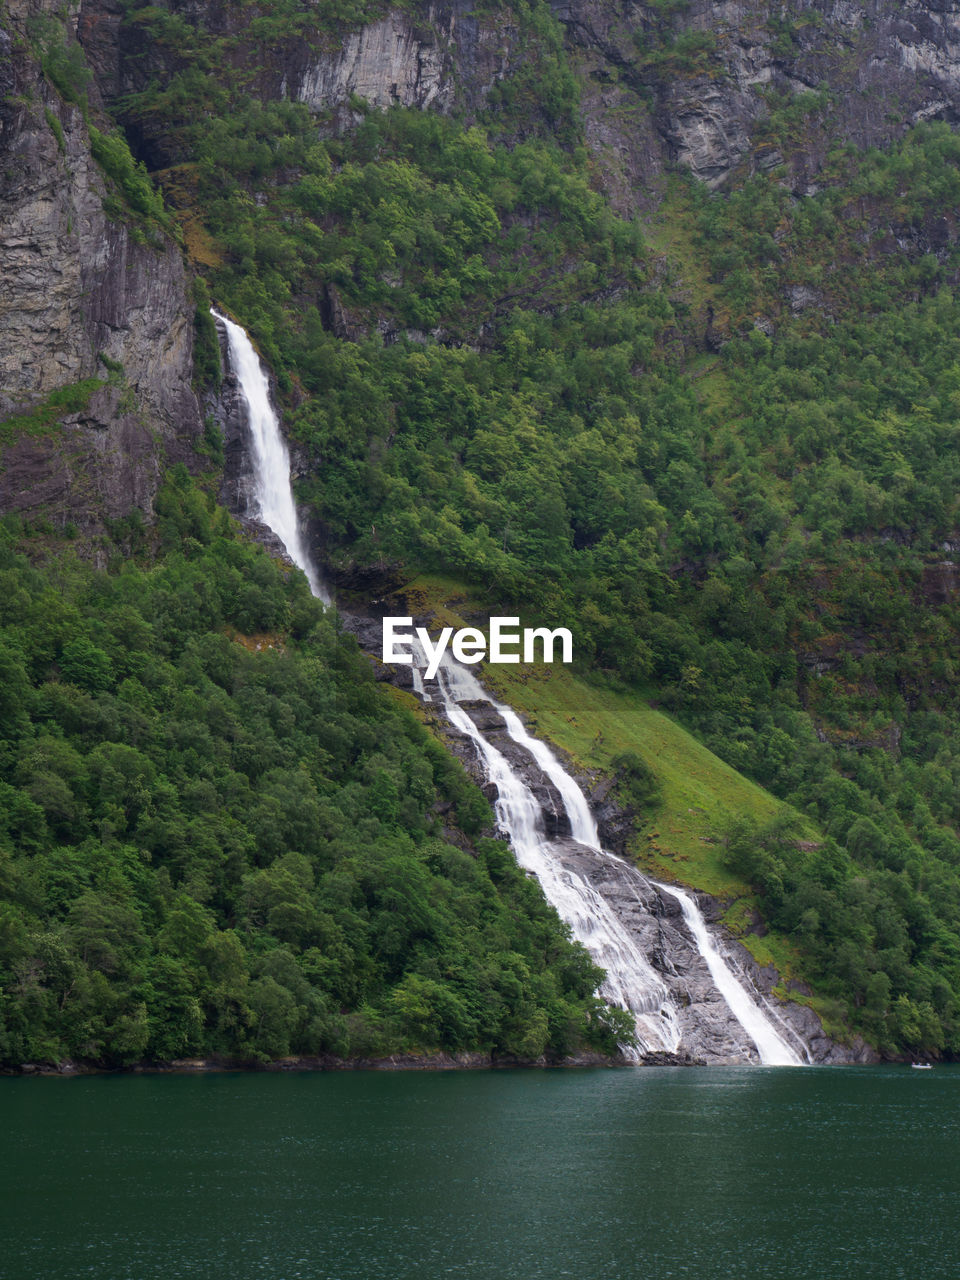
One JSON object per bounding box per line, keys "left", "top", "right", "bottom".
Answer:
{"left": 0, "top": 0, "right": 203, "bottom": 537}
{"left": 560, "top": 840, "right": 876, "bottom": 1064}
{"left": 341, "top": 610, "right": 877, "bottom": 1064}
{"left": 555, "top": 0, "right": 960, "bottom": 198}
{"left": 75, "top": 0, "right": 960, "bottom": 202}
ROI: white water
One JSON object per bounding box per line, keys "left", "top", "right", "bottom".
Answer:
{"left": 654, "top": 881, "right": 802, "bottom": 1065}
{"left": 417, "top": 646, "right": 805, "bottom": 1065}
{"left": 712, "top": 927, "right": 813, "bottom": 1064}
{"left": 212, "top": 310, "right": 330, "bottom": 603}
{"left": 431, "top": 652, "right": 679, "bottom": 1058}
{"left": 411, "top": 665, "right": 432, "bottom": 702}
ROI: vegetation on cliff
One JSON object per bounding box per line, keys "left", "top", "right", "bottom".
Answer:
{"left": 7, "top": 0, "right": 960, "bottom": 1057}
{"left": 0, "top": 476, "right": 626, "bottom": 1066}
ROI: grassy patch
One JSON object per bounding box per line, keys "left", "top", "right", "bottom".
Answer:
{"left": 485, "top": 660, "right": 792, "bottom": 896}
{"left": 0, "top": 378, "right": 103, "bottom": 447}
{"left": 90, "top": 126, "right": 173, "bottom": 243}
{"left": 723, "top": 897, "right": 802, "bottom": 975}
{"left": 44, "top": 106, "right": 66, "bottom": 154}
{"left": 384, "top": 574, "right": 809, "bottom": 899}
{"left": 387, "top": 572, "right": 493, "bottom": 623}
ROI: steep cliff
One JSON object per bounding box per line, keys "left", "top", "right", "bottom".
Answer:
{"left": 557, "top": 0, "right": 960, "bottom": 204}
{"left": 0, "top": 0, "right": 203, "bottom": 541}
{"left": 83, "top": 0, "right": 960, "bottom": 205}
{"left": 8, "top": 0, "right": 960, "bottom": 472}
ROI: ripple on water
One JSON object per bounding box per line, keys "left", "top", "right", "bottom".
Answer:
{"left": 2, "top": 1067, "right": 959, "bottom": 1279}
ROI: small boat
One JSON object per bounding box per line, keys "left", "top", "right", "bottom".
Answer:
{"left": 911, "top": 1062, "right": 933, "bottom": 1070}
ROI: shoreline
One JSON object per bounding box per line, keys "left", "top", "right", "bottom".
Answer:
{"left": 5, "top": 1049, "right": 918, "bottom": 1078}
{"left": 4, "top": 1049, "right": 637, "bottom": 1077}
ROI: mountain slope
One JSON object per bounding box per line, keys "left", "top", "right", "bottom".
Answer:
{"left": 5, "top": 0, "right": 960, "bottom": 1058}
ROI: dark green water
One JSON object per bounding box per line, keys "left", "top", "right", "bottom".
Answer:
{"left": 1, "top": 1066, "right": 957, "bottom": 1279}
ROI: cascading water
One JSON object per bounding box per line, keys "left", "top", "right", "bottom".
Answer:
{"left": 419, "top": 647, "right": 804, "bottom": 1065}
{"left": 212, "top": 309, "right": 330, "bottom": 604}
{"left": 215, "top": 309, "right": 805, "bottom": 1065}
{"left": 653, "top": 881, "right": 802, "bottom": 1065}
{"left": 431, "top": 652, "right": 679, "bottom": 1059}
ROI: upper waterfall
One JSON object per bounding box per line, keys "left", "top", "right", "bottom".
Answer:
{"left": 212, "top": 309, "right": 330, "bottom": 604}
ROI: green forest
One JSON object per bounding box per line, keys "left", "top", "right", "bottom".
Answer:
{"left": 0, "top": 474, "right": 627, "bottom": 1065}
{"left": 6, "top": 0, "right": 960, "bottom": 1062}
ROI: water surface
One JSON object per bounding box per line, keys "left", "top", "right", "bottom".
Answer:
{"left": 2, "top": 1066, "right": 956, "bottom": 1279}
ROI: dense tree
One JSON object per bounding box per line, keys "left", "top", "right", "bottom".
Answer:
{"left": 17, "top": 0, "right": 960, "bottom": 1055}
{"left": 0, "top": 480, "right": 625, "bottom": 1066}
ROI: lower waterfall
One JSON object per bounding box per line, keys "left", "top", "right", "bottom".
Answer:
{"left": 423, "top": 650, "right": 803, "bottom": 1066}
{"left": 217, "top": 309, "right": 805, "bottom": 1066}
{"left": 434, "top": 654, "right": 679, "bottom": 1059}
{"left": 654, "top": 881, "right": 805, "bottom": 1065}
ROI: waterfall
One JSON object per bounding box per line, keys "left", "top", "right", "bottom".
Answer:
{"left": 432, "top": 653, "right": 679, "bottom": 1059}
{"left": 212, "top": 310, "right": 330, "bottom": 604}
{"left": 653, "top": 881, "right": 803, "bottom": 1065}
{"left": 420, "top": 649, "right": 804, "bottom": 1065}
{"left": 212, "top": 309, "right": 805, "bottom": 1065}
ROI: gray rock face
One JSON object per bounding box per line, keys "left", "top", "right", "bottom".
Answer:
{"left": 560, "top": 834, "right": 877, "bottom": 1062}
{"left": 211, "top": 361, "right": 253, "bottom": 521}
{"left": 92, "top": 0, "right": 522, "bottom": 140}
{"left": 296, "top": 12, "right": 454, "bottom": 114}
{"left": 0, "top": 0, "right": 202, "bottom": 535}
{"left": 77, "top": 0, "right": 960, "bottom": 235}
{"left": 555, "top": 838, "right": 766, "bottom": 1063}
{"left": 291, "top": 0, "right": 522, "bottom": 122}
{"left": 587, "top": 773, "right": 643, "bottom": 856}
{"left": 555, "top": 0, "right": 960, "bottom": 198}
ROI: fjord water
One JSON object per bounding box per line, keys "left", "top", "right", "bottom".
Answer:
{"left": 3, "top": 1068, "right": 958, "bottom": 1280}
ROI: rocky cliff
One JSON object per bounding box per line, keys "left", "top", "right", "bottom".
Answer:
{"left": 88, "top": 0, "right": 960, "bottom": 198}
{"left": 7, "top": 0, "right": 960, "bottom": 523}
{"left": 0, "top": 0, "right": 203, "bottom": 541}
{"left": 558, "top": 0, "right": 960, "bottom": 205}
